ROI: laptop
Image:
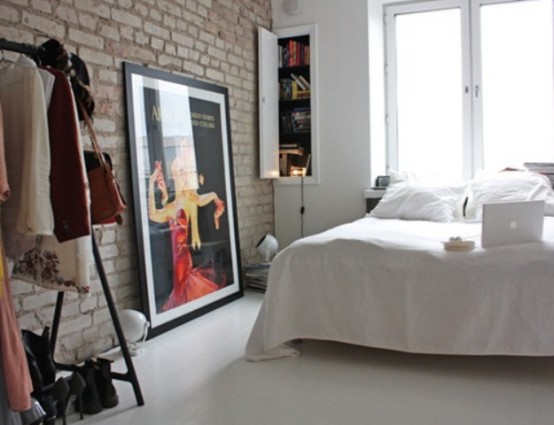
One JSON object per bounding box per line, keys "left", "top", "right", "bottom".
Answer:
{"left": 481, "top": 200, "right": 545, "bottom": 247}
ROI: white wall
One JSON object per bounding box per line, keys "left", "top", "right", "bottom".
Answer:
{"left": 272, "top": 0, "right": 385, "bottom": 247}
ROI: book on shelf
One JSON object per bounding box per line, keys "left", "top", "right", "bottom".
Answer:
{"left": 279, "top": 150, "right": 309, "bottom": 177}
{"left": 290, "top": 73, "right": 307, "bottom": 90}
{"left": 279, "top": 78, "right": 291, "bottom": 100}
{"left": 289, "top": 39, "right": 296, "bottom": 67}
{"left": 292, "top": 84, "right": 310, "bottom": 100}
{"left": 279, "top": 39, "right": 310, "bottom": 67}
{"left": 291, "top": 80, "right": 299, "bottom": 99}
{"left": 280, "top": 107, "right": 311, "bottom": 133}
{"left": 279, "top": 146, "right": 305, "bottom": 156}
{"left": 279, "top": 78, "right": 310, "bottom": 100}
{"left": 298, "top": 74, "right": 310, "bottom": 89}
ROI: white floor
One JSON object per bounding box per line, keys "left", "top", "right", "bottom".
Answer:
{"left": 67, "top": 290, "right": 554, "bottom": 425}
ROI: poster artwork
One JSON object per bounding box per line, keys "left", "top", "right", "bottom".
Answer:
{"left": 124, "top": 62, "right": 242, "bottom": 337}
{"left": 144, "top": 88, "right": 233, "bottom": 314}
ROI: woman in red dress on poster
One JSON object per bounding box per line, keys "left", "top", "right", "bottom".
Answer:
{"left": 148, "top": 149, "right": 226, "bottom": 310}
{"left": 163, "top": 208, "right": 220, "bottom": 309}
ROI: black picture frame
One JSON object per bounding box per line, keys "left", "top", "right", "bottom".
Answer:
{"left": 123, "top": 62, "right": 242, "bottom": 338}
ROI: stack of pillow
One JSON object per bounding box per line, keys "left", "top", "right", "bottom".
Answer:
{"left": 369, "top": 170, "right": 554, "bottom": 223}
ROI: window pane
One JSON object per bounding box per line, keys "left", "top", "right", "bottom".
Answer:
{"left": 395, "top": 9, "right": 463, "bottom": 181}
{"left": 481, "top": 0, "right": 554, "bottom": 171}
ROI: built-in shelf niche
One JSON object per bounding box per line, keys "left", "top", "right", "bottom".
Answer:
{"left": 258, "top": 24, "right": 319, "bottom": 184}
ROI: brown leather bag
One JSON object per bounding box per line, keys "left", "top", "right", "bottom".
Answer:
{"left": 80, "top": 102, "right": 126, "bottom": 225}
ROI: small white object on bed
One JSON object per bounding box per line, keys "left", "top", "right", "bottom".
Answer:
{"left": 245, "top": 171, "right": 554, "bottom": 361}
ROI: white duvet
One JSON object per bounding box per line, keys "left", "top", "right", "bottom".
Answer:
{"left": 245, "top": 217, "right": 554, "bottom": 360}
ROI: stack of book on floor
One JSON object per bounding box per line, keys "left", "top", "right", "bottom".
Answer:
{"left": 244, "top": 263, "right": 271, "bottom": 292}
{"left": 524, "top": 162, "right": 554, "bottom": 187}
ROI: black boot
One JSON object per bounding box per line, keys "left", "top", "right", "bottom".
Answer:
{"left": 21, "top": 337, "right": 45, "bottom": 400}
{"left": 22, "top": 327, "right": 57, "bottom": 389}
{"left": 95, "top": 358, "right": 119, "bottom": 408}
{"left": 21, "top": 327, "right": 57, "bottom": 422}
{"left": 75, "top": 360, "right": 103, "bottom": 415}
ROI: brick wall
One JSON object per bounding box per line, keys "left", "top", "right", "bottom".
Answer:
{"left": 0, "top": 0, "right": 273, "bottom": 362}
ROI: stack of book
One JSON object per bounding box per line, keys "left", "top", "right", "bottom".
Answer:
{"left": 279, "top": 74, "right": 310, "bottom": 101}
{"left": 279, "top": 40, "right": 310, "bottom": 67}
{"left": 280, "top": 107, "right": 311, "bottom": 133}
{"left": 524, "top": 162, "right": 554, "bottom": 187}
{"left": 279, "top": 144, "right": 304, "bottom": 176}
{"left": 244, "top": 263, "right": 271, "bottom": 292}
{"left": 279, "top": 144, "right": 304, "bottom": 156}
{"left": 279, "top": 80, "right": 310, "bottom": 100}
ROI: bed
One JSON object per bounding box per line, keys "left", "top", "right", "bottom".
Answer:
{"left": 245, "top": 171, "right": 554, "bottom": 361}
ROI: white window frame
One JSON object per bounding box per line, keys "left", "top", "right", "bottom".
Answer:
{"left": 384, "top": 0, "right": 554, "bottom": 180}
{"left": 385, "top": 0, "right": 473, "bottom": 179}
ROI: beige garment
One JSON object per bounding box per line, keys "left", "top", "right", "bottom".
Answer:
{"left": 0, "top": 60, "right": 54, "bottom": 259}
{"left": 12, "top": 234, "right": 91, "bottom": 294}
{"left": 11, "top": 66, "right": 92, "bottom": 294}
{"left": 17, "top": 55, "right": 55, "bottom": 108}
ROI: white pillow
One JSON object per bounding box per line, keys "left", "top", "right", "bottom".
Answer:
{"left": 388, "top": 169, "right": 417, "bottom": 185}
{"left": 369, "top": 183, "right": 459, "bottom": 222}
{"left": 463, "top": 171, "right": 554, "bottom": 220}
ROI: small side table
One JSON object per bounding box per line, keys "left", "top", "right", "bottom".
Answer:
{"left": 363, "top": 188, "right": 386, "bottom": 213}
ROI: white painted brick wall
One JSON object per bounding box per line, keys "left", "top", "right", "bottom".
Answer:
{"left": 0, "top": 0, "right": 273, "bottom": 363}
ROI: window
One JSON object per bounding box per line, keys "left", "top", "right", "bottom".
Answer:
{"left": 385, "top": 0, "right": 554, "bottom": 181}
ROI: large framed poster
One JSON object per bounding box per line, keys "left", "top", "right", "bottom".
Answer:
{"left": 123, "top": 62, "right": 242, "bottom": 338}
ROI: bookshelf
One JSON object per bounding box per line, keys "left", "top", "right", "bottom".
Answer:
{"left": 259, "top": 24, "right": 318, "bottom": 183}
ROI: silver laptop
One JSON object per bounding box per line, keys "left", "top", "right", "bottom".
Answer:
{"left": 481, "top": 200, "right": 545, "bottom": 247}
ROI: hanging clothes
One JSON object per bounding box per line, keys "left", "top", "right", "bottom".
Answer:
{"left": 0, "top": 57, "right": 54, "bottom": 259}
{"left": 0, "top": 249, "right": 33, "bottom": 412}
{"left": 18, "top": 55, "right": 55, "bottom": 109}
{"left": 0, "top": 100, "right": 33, "bottom": 413}
{"left": 0, "top": 55, "right": 92, "bottom": 294}
{"left": 41, "top": 66, "right": 90, "bottom": 242}
{"left": 0, "top": 103, "right": 5, "bottom": 299}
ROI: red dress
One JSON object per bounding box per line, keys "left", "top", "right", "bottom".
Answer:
{"left": 162, "top": 209, "right": 223, "bottom": 310}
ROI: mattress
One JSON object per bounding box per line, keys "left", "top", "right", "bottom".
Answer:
{"left": 246, "top": 217, "right": 554, "bottom": 360}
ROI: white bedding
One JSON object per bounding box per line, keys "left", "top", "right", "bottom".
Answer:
{"left": 245, "top": 217, "right": 554, "bottom": 360}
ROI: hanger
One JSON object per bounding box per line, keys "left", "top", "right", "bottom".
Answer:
{"left": 0, "top": 48, "right": 16, "bottom": 70}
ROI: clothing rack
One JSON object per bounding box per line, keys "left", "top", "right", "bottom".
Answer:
{"left": 0, "top": 38, "right": 41, "bottom": 58}
{"left": 0, "top": 38, "right": 144, "bottom": 407}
